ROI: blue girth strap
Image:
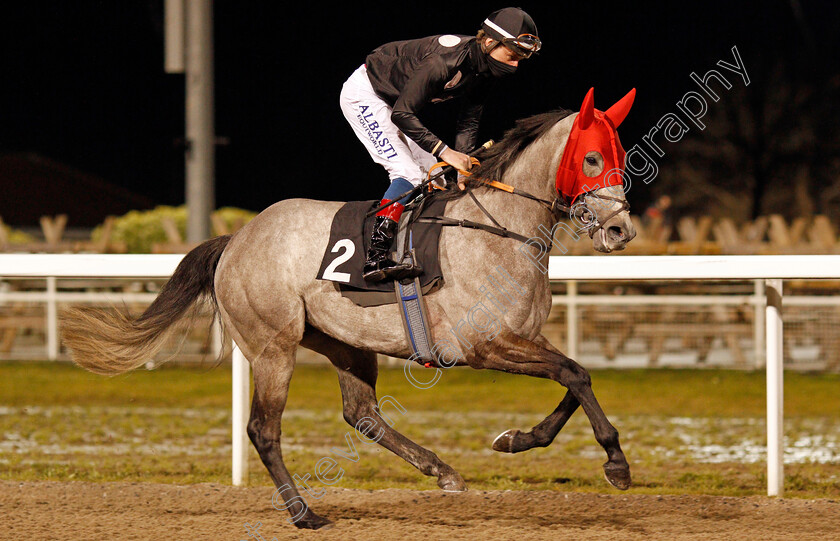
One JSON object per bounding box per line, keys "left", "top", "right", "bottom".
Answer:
{"left": 395, "top": 278, "right": 435, "bottom": 366}
{"left": 394, "top": 230, "right": 436, "bottom": 366}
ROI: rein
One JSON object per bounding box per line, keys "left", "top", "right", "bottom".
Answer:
{"left": 368, "top": 142, "right": 630, "bottom": 247}
{"left": 421, "top": 164, "right": 630, "bottom": 243}
{"left": 468, "top": 178, "right": 629, "bottom": 240}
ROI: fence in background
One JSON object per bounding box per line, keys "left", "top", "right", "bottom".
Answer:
{"left": 3, "top": 265, "right": 840, "bottom": 373}
{"left": 0, "top": 253, "right": 251, "bottom": 487}
{"left": 545, "top": 278, "right": 840, "bottom": 371}
{"left": 4, "top": 253, "right": 840, "bottom": 496}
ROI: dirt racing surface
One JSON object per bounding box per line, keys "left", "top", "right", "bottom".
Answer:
{"left": 2, "top": 480, "right": 839, "bottom": 541}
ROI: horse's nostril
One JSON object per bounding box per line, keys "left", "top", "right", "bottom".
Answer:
{"left": 608, "top": 226, "right": 625, "bottom": 241}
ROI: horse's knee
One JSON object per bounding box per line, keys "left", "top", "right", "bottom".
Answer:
{"left": 558, "top": 360, "right": 592, "bottom": 388}
{"left": 342, "top": 403, "right": 367, "bottom": 428}
{"left": 342, "top": 402, "right": 381, "bottom": 438}
{"left": 576, "top": 368, "right": 592, "bottom": 387}
{"left": 246, "top": 418, "right": 261, "bottom": 445}
{"left": 247, "top": 420, "right": 270, "bottom": 452}
{"left": 247, "top": 417, "right": 281, "bottom": 454}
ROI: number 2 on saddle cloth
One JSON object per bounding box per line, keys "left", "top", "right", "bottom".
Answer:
{"left": 315, "top": 191, "right": 448, "bottom": 305}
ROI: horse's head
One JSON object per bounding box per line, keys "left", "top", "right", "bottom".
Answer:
{"left": 557, "top": 87, "right": 637, "bottom": 253}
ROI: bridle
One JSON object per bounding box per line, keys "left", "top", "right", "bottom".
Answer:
{"left": 404, "top": 168, "right": 630, "bottom": 249}
{"left": 367, "top": 145, "right": 631, "bottom": 246}
{"left": 476, "top": 178, "right": 631, "bottom": 239}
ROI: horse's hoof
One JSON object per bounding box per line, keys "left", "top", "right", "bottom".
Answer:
{"left": 294, "top": 513, "right": 334, "bottom": 530}
{"left": 438, "top": 470, "right": 467, "bottom": 492}
{"left": 603, "top": 461, "right": 631, "bottom": 490}
{"left": 492, "top": 429, "right": 520, "bottom": 453}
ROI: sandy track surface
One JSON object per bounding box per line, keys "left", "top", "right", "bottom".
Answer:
{"left": 2, "top": 480, "right": 839, "bottom": 540}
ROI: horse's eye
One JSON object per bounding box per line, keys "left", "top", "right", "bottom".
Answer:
{"left": 586, "top": 157, "right": 598, "bottom": 166}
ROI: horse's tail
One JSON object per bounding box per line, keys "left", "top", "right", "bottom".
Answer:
{"left": 61, "top": 235, "right": 232, "bottom": 376}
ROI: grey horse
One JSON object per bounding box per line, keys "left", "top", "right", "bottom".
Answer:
{"left": 61, "top": 89, "right": 638, "bottom": 530}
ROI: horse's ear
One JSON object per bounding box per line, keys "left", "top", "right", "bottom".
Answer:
{"left": 604, "top": 88, "right": 636, "bottom": 128}
{"left": 578, "top": 87, "right": 595, "bottom": 129}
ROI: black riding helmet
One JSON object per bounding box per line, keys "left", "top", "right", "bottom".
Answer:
{"left": 481, "top": 7, "right": 541, "bottom": 58}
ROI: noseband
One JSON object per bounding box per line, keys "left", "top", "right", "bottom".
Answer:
{"left": 571, "top": 191, "right": 632, "bottom": 238}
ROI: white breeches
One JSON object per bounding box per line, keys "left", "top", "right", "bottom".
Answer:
{"left": 339, "top": 64, "right": 438, "bottom": 187}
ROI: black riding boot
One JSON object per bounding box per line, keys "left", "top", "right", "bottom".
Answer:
{"left": 363, "top": 216, "right": 423, "bottom": 282}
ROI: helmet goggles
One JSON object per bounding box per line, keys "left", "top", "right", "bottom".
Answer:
{"left": 501, "top": 33, "right": 541, "bottom": 58}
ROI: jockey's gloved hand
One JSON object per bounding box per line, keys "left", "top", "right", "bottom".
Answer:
{"left": 440, "top": 147, "right": 472, "bottom": 174}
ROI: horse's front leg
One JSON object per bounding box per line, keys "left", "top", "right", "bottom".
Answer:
{"left": 492, "top": 389, "right": 579, "bottom": 452}
{"left": 473, "top": 332, "right": 631, "bottom": 490}
{"left": 492, "top": 336, "right": 581, "bottom": 453}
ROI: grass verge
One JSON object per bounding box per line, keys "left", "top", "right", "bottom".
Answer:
{"left": 1, "top": 360, "right": 838, "bottom": 498}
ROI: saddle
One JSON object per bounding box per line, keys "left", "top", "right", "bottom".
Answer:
{"left": 316, "top": 193, "right": 448, "bottom": 308}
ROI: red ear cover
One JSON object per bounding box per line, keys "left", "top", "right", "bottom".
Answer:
{"left": 555, "top": 87, "right": 630, "bottom": 202}
{"left": 578, "top": 87, "right": 595, "bottom": 129}
{"left": 604, "top": 88, "right": 636, "bottom": 128}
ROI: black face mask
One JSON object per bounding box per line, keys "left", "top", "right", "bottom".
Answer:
{"left": 488, "top": 56, "right": 517, "bottom": 78}
{"left": 469, "top": 39, "right": 518, "bottom": 78}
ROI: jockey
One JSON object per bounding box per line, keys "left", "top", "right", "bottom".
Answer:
{"left": 339, "top": 7, "right": 541, "bottom": 282}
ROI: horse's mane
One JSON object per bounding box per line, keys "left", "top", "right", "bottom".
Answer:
{"left": 471, "top": 108, "right": 574, "bottom": 182}
{"left": 433, "top": 108, "right": 574, "bottom": 202}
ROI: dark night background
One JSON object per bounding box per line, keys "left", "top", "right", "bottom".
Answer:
{"left": 1, "top": 1, "right": 838, "bottom": 228}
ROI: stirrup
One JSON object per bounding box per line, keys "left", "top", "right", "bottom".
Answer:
{"left": 385, "top": 263, "right": 424, "bottom": 282}
{"left": 363, "top": 261, "right": 422, "bottom": 283}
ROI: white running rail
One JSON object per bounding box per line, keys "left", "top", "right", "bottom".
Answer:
{"left": 4, "top": 253, "right": 840, "bottom": 495}
{"left": 0, "top": 254, "right": 249, "bottom": 487}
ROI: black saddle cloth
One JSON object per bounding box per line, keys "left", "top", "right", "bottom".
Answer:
{"left": 316, "top": 195, "right": 447, "bottom": 306}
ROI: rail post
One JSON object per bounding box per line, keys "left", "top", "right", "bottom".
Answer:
{"left": 46, "top": 276, "right": 58, "bottom": 360}
{"left": 566, "top": 280, "right": 578, "bottom": 359}
{"left": 232, "top": 341, "right": 250, "bottom": 485}
{"left": 765, "top": 279, "right": 784, "bottom": 496}
{"left": 754, "top": 279, "right": 765, "bottom": 368}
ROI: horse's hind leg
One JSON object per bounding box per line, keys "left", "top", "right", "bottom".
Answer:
{"left": 246, "top": 339, "right": 332, "bottom": 530}
{"left": 301, "top": 329, "right": 466, "bottom": 492}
